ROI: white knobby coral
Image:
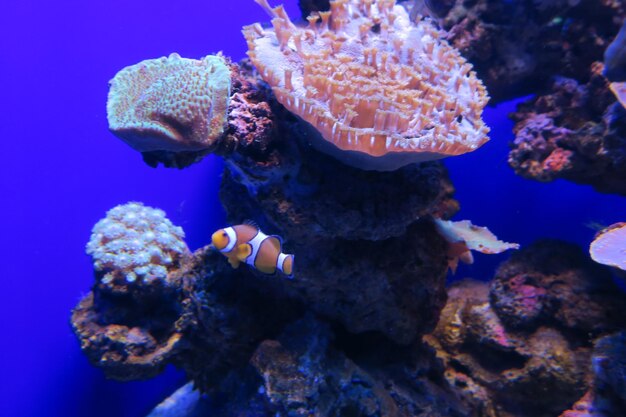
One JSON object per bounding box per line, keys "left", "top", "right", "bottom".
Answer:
{"left": 86, "top": 202, "right": 189, "bottom": 284}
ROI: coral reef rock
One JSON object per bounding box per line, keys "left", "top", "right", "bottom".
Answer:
{"left": 244, "top": 0, "right": 490, "bottom": 171}
{"left": 508, "top": 63, "right": 626, "bottom": 195}
{"left": 491, "top": 239, "right": 626, "bottom": 334}
{"left": 73, "top": 239, "right": 300, "bottom": 387}
{"left": 592, "top": 331, "right": 626, "bottom": 410}
{"left": 215, "top": 62, "right": 460, "bottom": 345}
{"left": 562, "top": 332, "right": 626, "bottom": 416}
{"left": 107, "top": 53, "right": 231, "bottom": 168}
{"left": 151, "top": 315, "right": 472, "bottom": 417}
{"left": 425, "top": 240, "right": 626, "bottom": 417}
{"left": 427, "top": 0, "right": 625, "bottom": 102}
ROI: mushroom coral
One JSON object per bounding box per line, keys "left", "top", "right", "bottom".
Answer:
{"left": 244, "top": 0, "right": 490, "bottom": 171}
{"left": 590, "top": 222, "right": 626, "bottom": 271}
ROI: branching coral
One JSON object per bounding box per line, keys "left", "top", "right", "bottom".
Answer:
{"left": 244, "top": 0, "right": 490, "bottom": 171}
{"left": 107, "top": 53, "right": 231, "bottom": 166}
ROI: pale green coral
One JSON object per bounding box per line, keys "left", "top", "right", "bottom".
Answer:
{"left": 107, "top": 53, "right": 231, "bottom": 153}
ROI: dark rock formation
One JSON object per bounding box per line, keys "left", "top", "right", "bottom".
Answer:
{"left": 432, "top": 0, "right": 625, "bottom": 103}
{"left": 215, "top": 61, "right": 457, "bottom": 345}
{"left": 72, "top": 248, "right": 300, "bottom": 389}
{"left": 425, "top": 240, "right": 626, "bottom": 417}
{"left": 491, "top": 239, "right": 626, "bottom": 333}
{"left": 149, "top": 315, "right": 472, "bottom": 417}
{"left": 560, "top": 332, "right": 626, "bottom": 416}
{"left": 592, "top": 331, "right": 626, "bottom": 412}
{"left": 508, "top": 63, "right": 626, "bottom": 195}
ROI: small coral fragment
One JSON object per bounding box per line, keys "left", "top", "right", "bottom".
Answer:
{"left": 107, "top": 53, "right": 231, "bottom": 153}
{"left": 590, "top": 222, "right": 626, "bottom": 271}
{"left": 86, "top": 202, "right": 189, "bottom": 286}
{"left": 244, "top": 0, "right": 490, "bottom": 170}
{"left": 433, "top": 218, "right": 519, "bottom": 271}
{"left": 609, "top": 82, "right": 626, "bottom": 109}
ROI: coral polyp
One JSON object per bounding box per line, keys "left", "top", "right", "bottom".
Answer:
{"left": 86, "top": 202, "right": 189, "bottom": 286}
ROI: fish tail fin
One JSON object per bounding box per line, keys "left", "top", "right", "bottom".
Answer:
{"left": 281, "top": 253, "right": 294, "bottom": 278}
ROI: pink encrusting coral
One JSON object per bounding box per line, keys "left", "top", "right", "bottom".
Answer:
{"left": 244, "top": 0, "right": 490, "bottom": 170}
{"left": 590, "top": 222, "right": 626, "bottom": 271}
{"left": 107, "top": 53, "right": 231, "bottom": 153}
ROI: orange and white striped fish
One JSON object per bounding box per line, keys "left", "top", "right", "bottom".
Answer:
{"left": 211, "top": 223, "right": 294, "bottom": 278}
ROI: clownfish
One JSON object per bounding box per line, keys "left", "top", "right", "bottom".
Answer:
{"left": 211, "top": 223, "right": 294, "bottom": 278}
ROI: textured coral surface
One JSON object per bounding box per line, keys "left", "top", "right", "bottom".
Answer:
{"left": 508, "top": 63, "right": 626, "bottom": 195}
{"left": 86, "top": 202, "right": 189, "bottom": 287}
{"left": 151, "top": 315, "right": 471, "bottom": 417}
{"left": 107, "top": 54, "right": 231, "bottom": 168}
{"left": 245, "top": 0, "right": 489, "bottom": 170}
{"left": 433, "top": 0, "right": 625, "bottom": 102}
{"left": 425, "top": 240, "right": 626, "bottom": 417}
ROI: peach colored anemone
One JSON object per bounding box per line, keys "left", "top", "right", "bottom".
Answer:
{"left": 590, "top": 222, "right": 626, "bottom": 271}
{"left": 244, "top": 0, "right": 490, "bottom": 170}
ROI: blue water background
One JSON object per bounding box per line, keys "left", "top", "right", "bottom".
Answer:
{"left": 1, "top": 1, "right": 625, "bottom": 416}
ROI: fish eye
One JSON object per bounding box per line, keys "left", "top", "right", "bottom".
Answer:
{"left": 222, "top": 232, "right": 227, "bottom": 237}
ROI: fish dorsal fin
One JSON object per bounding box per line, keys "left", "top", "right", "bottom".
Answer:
{"left": 267, "top": 235, "right": 282, "bottom": 252}
{"left": 243, "top": 219, "right": 260, "bottom": 229}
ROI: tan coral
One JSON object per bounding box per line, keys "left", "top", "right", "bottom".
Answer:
{"left": 610, "top": 82, "right": 626, "bottom": 109}
{"left": 107, "top": 53, "right": 231, "bottom": 153}
{"left": 244, "top": 0, "right": 490, "bottom": 170}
